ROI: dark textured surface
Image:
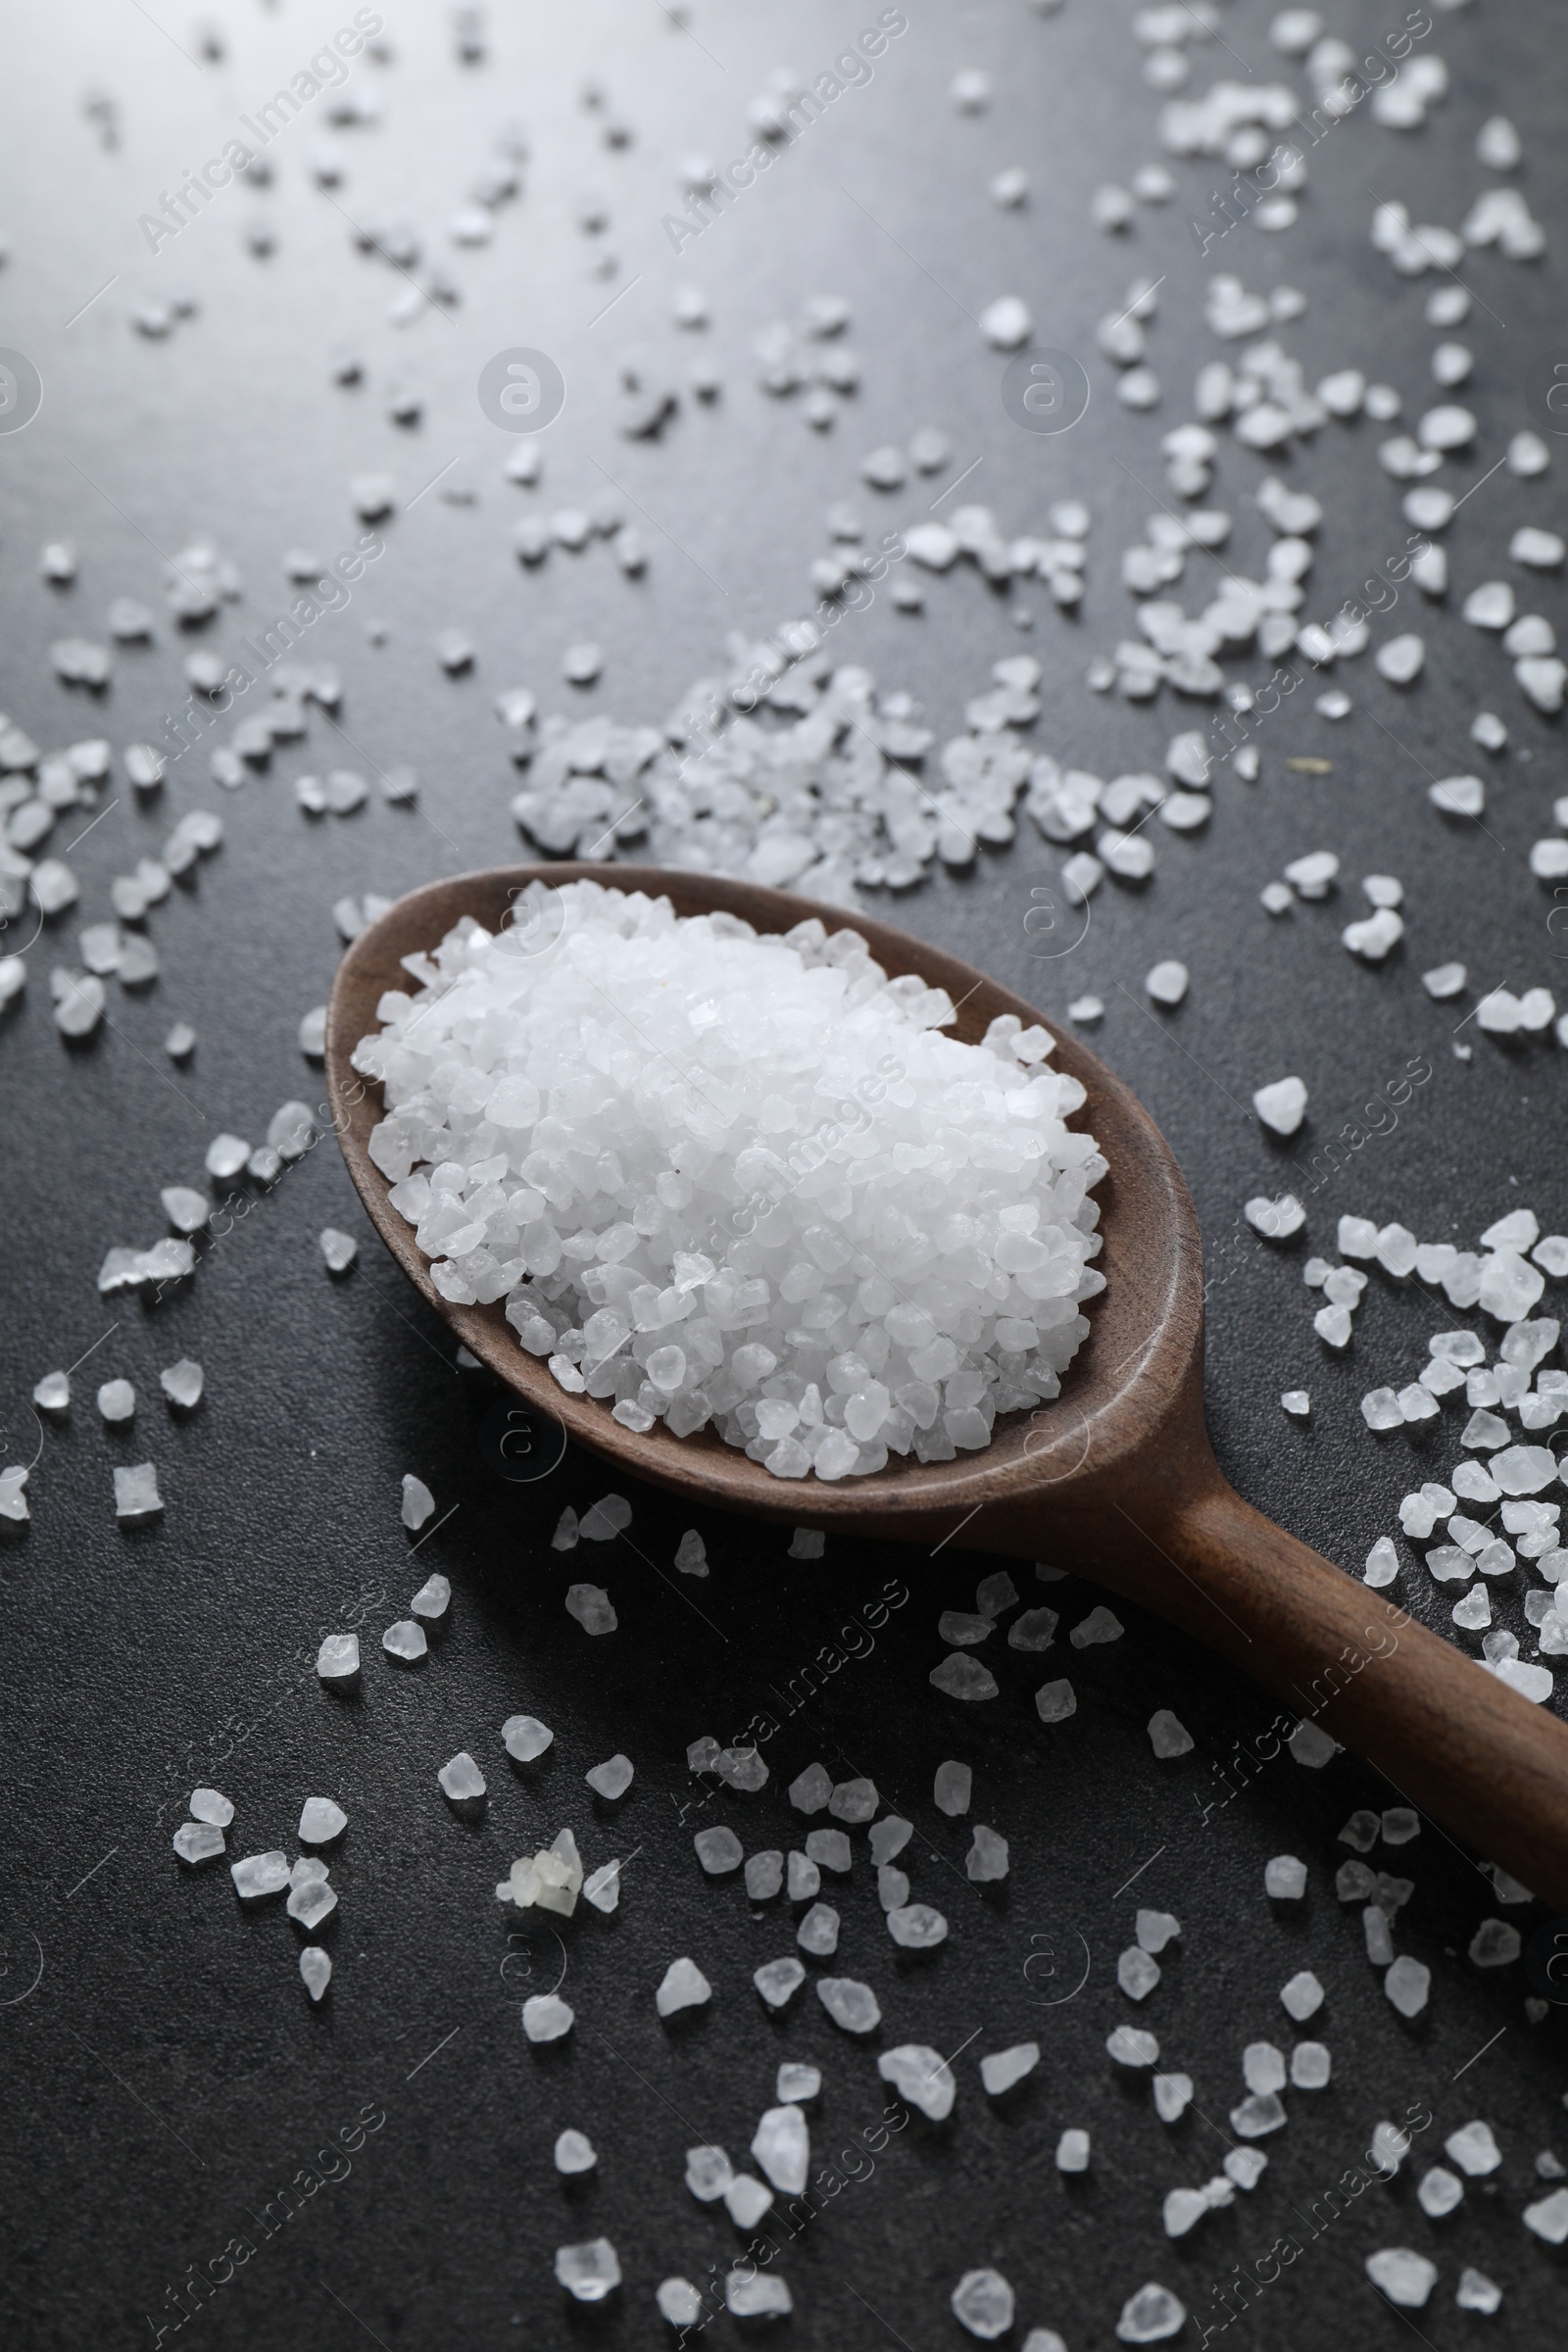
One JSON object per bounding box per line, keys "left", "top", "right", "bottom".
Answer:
{"left": 1, "top": 3, "right": 1565, "bottom": 2347}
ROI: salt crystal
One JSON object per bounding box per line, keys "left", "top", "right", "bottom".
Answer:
{"left": 400, "top": 1474, "right": 434, "bottom": 1530}
{"left": 1281, "top": 1391, "right": 1310, "bottom": 1416}
{"left": 1147, "top": 1709, "right": 1193, "bottom": 1758}
{"left": 97, "top": 1378, "right": 135, "bottom": 1423}
{"left": 1253, "top": 1076, "right": 1306, "bottom": 1136}
{"left": 382, "top": 1619, "right": 427, "bottom": 1661}
{"left": 1246, "top": 1194, "right": 1305, "bottom": 1239}
{"left": 754, "top": 1957, "right": 806, "bottom": 2009}
{"left": 869, "top": 1815, "right": 912, "bottom": 1864}
{"left": 1115, "top": 2284, "right": 1185, "bottom": 2343}
{"left": 684, "top": 2144, "right": 732, "bottom": 2201}
{"left": 1367, "top": 2249, "right": 1437, "bottom": 2310}
{"left": 931, "top": 1654, "right": 1000, "bottom": 1699}
{"left": 888, "top": 1903, "right": 948, "bottom": 1948}
{"left": 231, "top": 1851, "right": 290, "bottom": 1900}
{"left": 579, "top": 1493, "right": 631, "bottom": 1540}
{"left": 586, "top": 1752, "right": 633, "bottom": 1800}
{"left": 1107, "top": 2026, "right": 1159, "bottom": 2068}
{"left": 1385, "top": 1955, "right": 1430, "bottom": 2017}
{"left": 1152, "top": 2072, "right": 1193, "bottom": 2123}
{"left": 172, "top": 1822, "right": 225, "bottom": 1865}
{"left": 523, "top": 1992, "right": 574, "bottom": 2042}
{"left": 980, "top": 2042, "right": 1039, "bottom": 2095}
{"left": 816, "top": 1976, "right": 880, "bottom": 2033}
{"left": 879, "top": 2043, "right": 956, "bottom": 2122}
{"left": 1231, "top": 2092, "right": 1286, "bottom": 2137}
{"left": 951, "top": 2270, "right": 1012, "bottom": 2339}
{"left": 934, "top": 1760, "right": 972, "bottom": 1816}
{"left": 299, "top": 1947, "right": 332, "bottom": 2002}
{"left": 554, "top": 2129, "right": 596, "bottom": 2176}
{"left": 674, "top": 1530, "right": 707, "bottom": 1576}
{"left": 980, "top": 296, "right": 1032, "bottom": 349}
{"left": 726, "top": 2274, "right": 791, "bottom": 2318}
{"left": 1008, "top": 1607, "right": 1058, "bottom": 1649}
{"left": 656, "top": 1957, "right": 710, "bottom": 2016}
{"left": 287, "top": 1879, "right": 337, "bottom": 1930}
{"left": 554, "top": 2239, "right": 619, "bottom": 2301}
{"left": 1281, "top": 1970, "right": 1323, "bottom": 2021}
{"left": 565, "top": 1584, "right": 616, "bottom": 1634}
{"left": 1035, "top": 1678, "right": 1076, "bottom": 1722}
{"left": 788, "top": 1761, "right": 832, "bottom": 1814}
{"left": 1523, "top": 2187, "right": 1568, "bottom": 2242}
{"left": 752, "top": 2104, "right": 809, "bottom": 2193}
{"left": 299, "top": 1796, "right": 347, "bottom": 1844}
{"left": 1375, "top": 634, "right": 1425, "bottom": 684}
{"left": 695, "top": 1826, "right": 743, "bottom": 1875}
{"left": 317, "top": 1632, "right": 360, "bottom": 1682}
{"left": 319, "top": 1228, "right": 358, "bottom": 1273}
{"left": 438, "top": 1752, "right": 486, "bottom": 1807}
{"left": 114, "top": 1462, "right": 162, "bottom": 1521}
{"left": 1070, "top": 1605, "right": 1123, "bottom": 1647}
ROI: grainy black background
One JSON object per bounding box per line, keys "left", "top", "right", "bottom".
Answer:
{"left": 1, "top": 3, "right": 1565, "bottom": 2347}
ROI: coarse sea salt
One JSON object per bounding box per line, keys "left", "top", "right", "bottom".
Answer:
{"left": 358, "top": 884, "right": 1105, "bottom": 1483}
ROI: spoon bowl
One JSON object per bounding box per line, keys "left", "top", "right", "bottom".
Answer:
{"left": 328, "top": 863, "right": 1568, "bottom": 1905}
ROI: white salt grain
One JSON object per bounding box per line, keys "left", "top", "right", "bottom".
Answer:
{"left": 400, "top": 1474, "right": 435, "bottom": 1530}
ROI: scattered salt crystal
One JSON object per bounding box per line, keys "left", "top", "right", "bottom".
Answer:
{"left": 1035, "top": 1678, "right": 1076, "bottom": 1722}
{"left": 565, "top": 1584, "right": 616, "bottom": 1634}
{"left": 1281, "top": 1970, "right": 1324, "bottom": 2022}
{"left": 1152, "top": 2073, "right": 1193, "bottom": 2123}
{"left": 695, "top": 1827, "right": 743, "bottom": 1875}
{"left": 1375, "top": 633, "right": 1425, "bottom": 684}
{"left": 754, "top": 1957, "right": 806, "bottom": 2010}
{"left": 319, "top": 1228, "right": 358, "bottom": 1273}
{"left": 726, "top": 2274, "right": 791, "bottom": 2318}
{"left": 1246, "top": 1195, "right": 1305, "bottom": 1239}
{"left": 931, "top": 1654, "right": 1000, "bottom": 1699}
{"left": 438, "top": 1752, "right": 486, "bottom": 1807}
{"left": 674, "top": 1530, "right": 707, "bottom": 1576}
{"left": 97, "top": 1378, "right": 135, "bottom": 1423}
{"left": 1107, "top": 2027, "right": 1159, "bottom": 2069}
{"left": 980, "top": 296, "right": 1032, "bottom": 349}
{"left": 586, "top": 1752, "right": 633, "bottom": 1800}
{"left": 555, "top": 2239, "right": 619, "bottom": 2302}
{"left": 1115, "top": 2284, "right": 1185, "bottom": 2343}
{"left": 400, "top": 1474, "right": 435, "bottom": 1531}
{"left": 523, "top": 1992, "right": 574, "bottom": 2042}
{"left": 1147, "top": 1709, "right": 1192, "bottom": 1758}
{"left": 1253, "top": 1076, "right": 1306, "bottom": 1136}
{"left": 951, "top": 2270, "right": 1013, "bottom": 2339}
{"left": 980, "top": 2042, "right": 1040, "bottom": 2095}
{"left": 1070, "top": 1605, "right": 1123, "bottom": 1647}
{"left": 1385, "top": 1955, "right": 1431, "bottom": 2017}
{"left": 816, "top": 1976, "right": 880, "bottom": 2033}
{"left": 286, "top": 1878, "right": 337, "bottom": 1930}
{"left": 752, "top": 2104, "right": 809, "bottom": 2193}
{"left": 805, "top": 1828, "right": 851, "bottom": 1873}
{"left": 231, "top": 1851, "right": 290, "bottom": 1900}
{"left": 1145, "top": 959, "right": 1189, "bottom": 1006}
{"left": 875, "top": 2044, "right": 955, "bottom": 2123}
{"left": 299, "top": 1947, "right": 332, "bottom": 2002}
{"left": 1523, "top": 2187, "right": 1568, "bottom": 2243}
{"left": 579, "top": 1493, "right": 632, "bottom": 1541}
{"left": 869, "top": 1815, "right": 912, "bottom": 1864}
{"left": 1231, "top": 2092, "right": 1286, "bottom": 2137}
{"left": 1367, "top": 2249, "right": 1437, "bottom": 2309}
{"left": 382, "top": 1619, "right": 427, "bottom": 1661}
{"left": 888, "top": 1903, "right": 949, "bottom": 1948}
{"left": 554, "top": 2129, "right": 597, "bottom": 2175}
{"left": 114, "top": 1462, "right": 162, "bottom": 1521}
{"left": 172, "top": 1822, "right": 225, "bottom": 1865}
{"left": 656, "top": 1957, "right": 710, "bottom": 2017}
{"left": 1281, "top": 1391, "right": 1310, "bottom": 1416}
{"left": 1056, "top": 2128, "right": 1091, "bottom": 2173}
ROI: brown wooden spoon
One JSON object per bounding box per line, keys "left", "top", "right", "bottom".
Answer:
{"left": 326, "top": 862, "right": 1568, "bottom": 1910}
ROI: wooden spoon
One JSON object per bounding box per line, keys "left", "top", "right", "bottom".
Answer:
{"left": 327, "top": 863, "right": 1568, "bottom": 1909}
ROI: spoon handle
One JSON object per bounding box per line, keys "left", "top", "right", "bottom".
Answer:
{"left": 1156, "top": 1481, "right": 1568, "bottom": 1911}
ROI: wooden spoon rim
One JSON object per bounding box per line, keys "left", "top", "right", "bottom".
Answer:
{"left": 324, "top": 863, "right": 1204, "bottom": 1535}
